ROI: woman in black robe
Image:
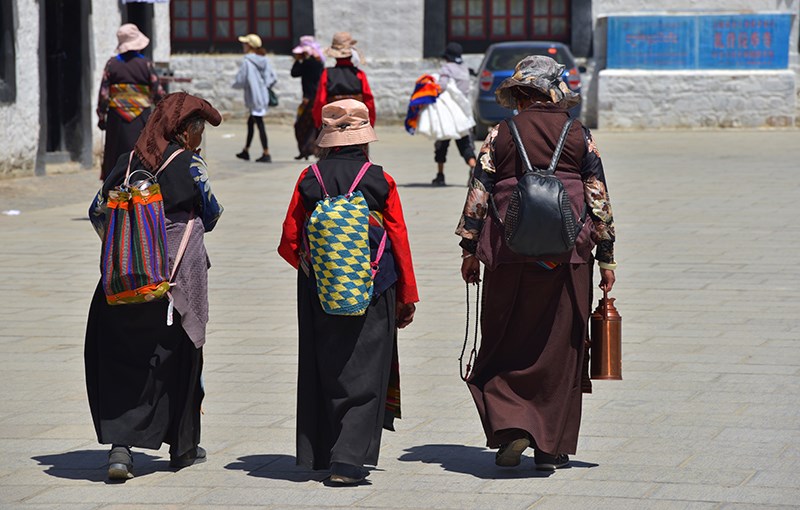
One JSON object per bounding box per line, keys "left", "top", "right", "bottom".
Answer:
{"left": 96, "top": 24, "right": 164, "bottom": 181}
{"left": 279, "top": 99, "right": 419, "bottom": 485}
{"left": 86, "top": 92, "right": 223, "bottom": 480}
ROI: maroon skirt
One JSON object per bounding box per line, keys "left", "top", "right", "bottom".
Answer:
{"left": 467, "top": 261, "right": 591, "bottom": 455}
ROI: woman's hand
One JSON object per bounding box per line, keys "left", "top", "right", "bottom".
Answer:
{"left": 461, "top": 255, "right": 481, "bottom": 284}
{"left": 396, "top": 302, "right": 416, "bottom": 329}
{"left": 599, "top": 268, "right": 615, "bottom": 292}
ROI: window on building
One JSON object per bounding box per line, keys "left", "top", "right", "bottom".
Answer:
{"left": 447, "top": 0, "right": 570, "bottom": 53}
{"left": 171, "top": 0, "right": 292, "bottom": 53}
{"left": 0, "top": 0, "right": 16, "bottom": 103}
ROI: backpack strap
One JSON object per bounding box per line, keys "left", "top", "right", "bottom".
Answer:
{"left": 124, "top": 148, "right": 186, "bottom": 187}
{"left": 348, "top": 161, "right": 373, "bottom": 195}
{"left": 155, "top": 148, "right": 187, "bottom": 178}
{"left": 507, "top": 117, "right": 574, "bottom": 176}
{"left": 309, "top": 164, "right": 329, "bottom": 197}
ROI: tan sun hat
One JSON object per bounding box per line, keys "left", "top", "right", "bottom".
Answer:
{"left": 238, "top": 33, "right": 262, "bottom": 49}
{"left": 116, "top": 23, "right": 150, "bottom": 53}
{"left": 324, "top": 32, "right": 357, "bottom": 59}
{"left": 316, "top": 99, "right": 377, "bottom": 148}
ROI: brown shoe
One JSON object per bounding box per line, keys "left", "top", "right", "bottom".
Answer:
{"left": 495, "top": 437, "right": 530, "bottom": 467}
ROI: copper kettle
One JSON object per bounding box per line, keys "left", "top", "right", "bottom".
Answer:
{"left": 590, "top": 288, "right": 622, "bottom": 380}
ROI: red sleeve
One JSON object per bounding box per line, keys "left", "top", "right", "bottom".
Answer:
{"left": 312, "top": 69, "right": 328, "bottom": 128}
{"left": 382, "top": 172, "right": 419, "bottom": 304}
{"left": 278, "top": 168, "right": 310, "bottom": 269}
{"left": 357, "top": 70, "right": 376, "bottom": 126}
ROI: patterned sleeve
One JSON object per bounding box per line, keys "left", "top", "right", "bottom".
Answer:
{"left": 454, "top": 124, "right": 501, "bottom": 253}
{"left": 189, "top": 153, "right": 223, "bottom": 232}
{"left": 580, "top": 127, "right": 616, "bottom": 268}
{"left": 88, "top": 187, "right": 108, "bottom": 239}
{"left": 96, "top": 60, "right": 111, "bottom": 129}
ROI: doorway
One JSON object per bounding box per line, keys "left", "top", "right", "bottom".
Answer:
{"left": 43, "top": 0, "right": 91, "bottom": 166}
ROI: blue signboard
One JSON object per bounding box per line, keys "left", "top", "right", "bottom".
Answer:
{"left": 607, "top": 14, "right": 792, "bottom": 70}
{"left": 608, "top": 16, "right": 696, "bottom": 69}
{"left": 697, "top": 15, "right": 791, "bottom": 69}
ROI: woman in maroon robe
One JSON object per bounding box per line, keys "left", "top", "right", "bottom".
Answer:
{"left": 455, "top": 55, "right": 618, "bottom": 471}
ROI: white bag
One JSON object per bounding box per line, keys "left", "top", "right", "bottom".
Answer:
{"left": 416, "top": 75, "right": 476, "bottom": 141}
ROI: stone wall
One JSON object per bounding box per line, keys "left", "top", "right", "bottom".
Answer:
{"left": 89, "top": 0, "right": 123, "bottom": 161}
{"left": 598, "top": 70, "right": 796, "bottom": 129}
{"left": 170, "top": 54, "right": 440, "bottom": 124}
{"left": 0, "top": 0, "right": 40, "bottom": 177}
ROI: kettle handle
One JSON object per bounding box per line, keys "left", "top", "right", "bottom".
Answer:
{"left": 603, "top": 287, "right": 609, "bottom": 315}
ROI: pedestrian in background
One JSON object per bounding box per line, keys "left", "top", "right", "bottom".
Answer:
{"left": 312, "top": 32, "right": 375, "bottom": 129}
{"left": 291, "top": 35, "right": 325, "bottom": 160}
{"left": 456, "top": 56, "right": 617, "bottom": 471}
{"left": 279, "top": 99, "right": 418, "bottom": 485}
{"left": 233, "top": 33, "right": 277, "bottom": 163}
{"left": 432, "top": 42, "right": 476, "bottom": 186}
{"left": 96, "top": 23, "right": 164, "bottom": 181}
{"left": 86, "top": 92, "right": 224, "bottom": 480}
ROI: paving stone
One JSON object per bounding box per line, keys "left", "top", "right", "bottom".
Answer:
{"left": 1, "top": 123, "right": 799, "bottom": 508}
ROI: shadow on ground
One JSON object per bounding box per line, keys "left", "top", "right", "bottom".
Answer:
{"left": 398, "top": 444, "right": 598, "bottom": 479}
{"left": 225, "top": 454, "right": 329, "bottom": 483}
{"left": 32, "top": 449, "right": 168, "bottom": 483}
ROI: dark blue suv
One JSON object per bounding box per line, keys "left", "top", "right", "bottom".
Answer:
{"left": 473, "top": 41, "right": 583, "bottom": 139}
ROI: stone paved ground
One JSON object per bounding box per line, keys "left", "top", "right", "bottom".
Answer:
{"left": 1, "top": 121, "right": 799, "bottom": 509}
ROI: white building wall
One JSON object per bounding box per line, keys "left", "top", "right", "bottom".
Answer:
{"left": 172, "top": 0, "right": 437, "bottom": 123}
{"left": 590, "top": 0, "right": 800, "bottom": 128}
{"left": 0, "top": 0, "right": 40, "bottom": 177}
{"left": 89, "top": 1, "right": 123, "bottom": 160}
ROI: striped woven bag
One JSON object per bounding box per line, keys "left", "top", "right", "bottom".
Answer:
{"left": 101, "top": 149, "right": 190, "bottom": 311}
{"left": 305, "top": 162, "right": 386, "bottom": 316}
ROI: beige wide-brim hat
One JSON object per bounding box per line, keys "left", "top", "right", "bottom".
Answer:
{"left": 316, "top": 99, "right": 377, "bottom": 148}
{"left": 116, "top": 23, "right": 150, "bottom": 53}
{"left": 324, "top": 32, "right": 357, "bottom": 59}
{"left": 495, "top": 55, "right": 580, "bottom": 110}
{"left": 238, "top": 33, "right": 262, "bottom": 49}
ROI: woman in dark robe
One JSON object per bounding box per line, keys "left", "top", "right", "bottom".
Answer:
{"left": 456, "top": 56, "right": 618, "bottom": 471}
{"left": 279, "top": 99, "right": 418, "bottom": 485}
{"left": 96, "top": 23, "right": 165, "bottom": 181}
{"left": 86, "top": 92, "right": 223, "bottom": 480}
{"left": 291, "top": 35, "right": 325, "bottom": 160}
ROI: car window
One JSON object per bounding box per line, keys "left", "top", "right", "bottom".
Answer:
{"left": 485, "top": 46, "right": 572, "bottom": 71}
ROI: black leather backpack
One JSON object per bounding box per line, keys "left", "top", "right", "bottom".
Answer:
{"left": 500, "top": 117, "right": 583, "bottom": 257}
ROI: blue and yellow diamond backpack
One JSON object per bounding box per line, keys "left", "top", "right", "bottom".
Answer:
{"left": 305, "top": 162, "right": 387, "bottom": 316}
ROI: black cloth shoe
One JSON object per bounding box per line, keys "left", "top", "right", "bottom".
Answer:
{"left": 294, "top": 154, "right": 309, "bottom": 160}
{"left": 534, "top": 450, "right": 570, "bottom": 471}
{"left": 236, "top": 150, "right": 250, "bottom": 160}
{"left": 255, "top": 154, "right": 272, "bottom": 163}
{"left": 107, "top": 445, "right": 133, "bottom": 480}
{"left": 329, "top": 462, "right": 368, "bottom": 485}
{"left": 431, "top": 173, "right": 445, "bottom": 186}
{"left": 495, "top": 437, "right": 530, "bottom": 467}
{"left": 169, "top": 446, "right": 207, "bottom": 470}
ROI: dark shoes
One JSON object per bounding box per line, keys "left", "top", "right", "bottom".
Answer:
{"left": 255, "top": 154, "right": 272, "bottom": 163}
{"left": 169, "top": 446, "right": 207, "bottom": 470}
{"left": 534, "top": 450, "right": 570, "bottom": 471}
{"left": 294, "top": 154, "right": 310, "bottom": 160}
{"left": 495, "top": 437, "right": 530, "bottom": 467}
{"left": 236, "top": 150, "right": 250, "bottom": 160}
{"left": 107, "top": 445, "right": 133, "bottom": 480}
{"left": 329, "top": 461, "right": 368, "bottom": 485}
{"left": 431, "top": 173, "right": 446, "bottom": 186}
